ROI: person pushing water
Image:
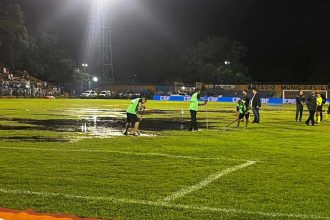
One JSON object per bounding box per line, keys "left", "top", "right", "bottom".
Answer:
{"left": 123, "top": 97, "right": 147, "bottom": 136}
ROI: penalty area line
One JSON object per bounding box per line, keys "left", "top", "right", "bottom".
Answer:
{"left": 163, "top": 160, "right": 257, "bottom": 202}
{"left": 0, "top": 188, "right": 328, "bottom": 220}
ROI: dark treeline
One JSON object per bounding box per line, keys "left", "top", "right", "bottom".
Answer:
{"left": 0, "top": 0, "right": 252, "bottom": 84}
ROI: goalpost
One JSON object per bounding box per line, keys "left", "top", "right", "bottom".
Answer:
{"left": 282, "top": 90, "right": 328, "bottom": 104}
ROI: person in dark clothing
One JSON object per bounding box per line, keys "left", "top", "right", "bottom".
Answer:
{"left": 242, "top": 89, "right": 250, "bottom": 110}
{"left": 251, "top": 87, "right": 261, "bottom": 123}
{"left": 240, "top": 89, "right": 250, "bottom": 122}
{"left": 305, "top": 90, "right": 317, "bottom": 126}
{"left": 320, "top": 93, "right": 327, "bottom": 121}
{"left": 296, "top": 90, "right": 305, "bottom": 122}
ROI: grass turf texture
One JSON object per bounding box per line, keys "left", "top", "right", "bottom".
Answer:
{"left": 0, "top": 98, "right": 329, "bottom": 220}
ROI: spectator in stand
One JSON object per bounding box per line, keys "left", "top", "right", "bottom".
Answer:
{"left": 295, "top": 90, "right": 305, "bottom": 122}
{"left": 251, "top": 87, "right": 261, "bottom": 124}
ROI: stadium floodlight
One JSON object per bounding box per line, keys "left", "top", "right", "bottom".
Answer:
{"left": 224, "top": 61, "right": 231, "bottom": 65}
{"left": 92, "top": 76, "right": 99, "bottom": 82}
{"left": 181, "top": 86, "right": 186, "bottom": 90}
{"left": 82, "top": 64, "right": 88, "bottom": 67}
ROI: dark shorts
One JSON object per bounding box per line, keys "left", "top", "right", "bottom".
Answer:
{"left": 316, "top": 106, "right": 322, "bottom": 112}
{"left": 238, "top": 112, "right": 250, "bottom": 120}
{"left": 127, "top": 113, "right": 138, "bottom": 124}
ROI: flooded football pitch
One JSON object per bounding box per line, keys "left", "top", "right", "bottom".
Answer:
{"left": 0, "top": 108, "right": 219, "bottom": 140}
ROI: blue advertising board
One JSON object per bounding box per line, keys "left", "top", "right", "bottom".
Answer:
{"left": 153, "top": 95, "right": 291, "bottom": 105}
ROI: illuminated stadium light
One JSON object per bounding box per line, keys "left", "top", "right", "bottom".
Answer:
{"left": 92, "top": 76, "right": 99, "bottom": 82}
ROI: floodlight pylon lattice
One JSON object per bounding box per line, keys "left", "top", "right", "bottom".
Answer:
{"left": 97, "top": 0, "right": 114, "bottom": 82}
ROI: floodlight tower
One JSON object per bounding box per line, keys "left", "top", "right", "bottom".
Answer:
{"left": 97, "top": 0, "right": 115, "bottom": 82}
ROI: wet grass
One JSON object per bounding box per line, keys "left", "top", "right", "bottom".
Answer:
{"left": 0, "top": 98, "right": 329, "bottom": 219}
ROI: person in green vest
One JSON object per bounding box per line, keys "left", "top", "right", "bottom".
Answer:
{"left": 123, "top": 97, "right": 147, "bottom": 136}
{"left": 236, "top": 99, "right": 250, "bottom": 128}
{"left": 189, "top": 88, "right": 207, "bottom": 131}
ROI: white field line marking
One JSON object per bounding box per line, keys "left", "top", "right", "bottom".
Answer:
{"left": 0, "top": 146, "right": 246, "bottom": 162}
{"left": 0, "top": 188, "right": 328, "bottom": 220}
{"left": 163, "top": 160, "right": 257, "bottom": 202}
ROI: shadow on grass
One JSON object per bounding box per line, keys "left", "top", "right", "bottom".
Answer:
{"left": 1, "top": 136, "right": 69, "bottom": 142}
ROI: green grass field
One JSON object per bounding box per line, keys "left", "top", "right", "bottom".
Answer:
{"left": 0, "top": 98, "right": 329, "bottom": 220}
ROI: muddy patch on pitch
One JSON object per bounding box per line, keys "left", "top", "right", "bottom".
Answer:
{"left": 0, "top": 108, "right": 218, "bottom": 138}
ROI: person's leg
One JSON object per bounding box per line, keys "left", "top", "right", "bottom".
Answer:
{"left": 316, "top": 108, "right": 321, "bottom": 123}
{"left": 255, "top": 108, "right": 260, "bottom": 123}
{"left": 299, "top": 105, "right": 303, "bottom": 121}
{"left": 133, "top": 118, "right": 140, "bottom": 134}
{"left": 296, "top": 105, "right": 300, "bottom": 121}
{"left": 245, "top": 113, "right": 250, "bottom": 127}
{"left": 189, "top": 110, "right": 195, "bottom": 131}
{"left": 311, "top": 110, "right": 316, "bottom": 125}
{"left": 306, "top": 110, "right": 311, "bottom": 125}
{"left": 252, "top": 107, "right": 257, "bottom": 123}
{"left": 132, "top": 115, "right": 140, "bottom": 135}
{"left": 193, "top": 111, "right": 198, "bottom": 131}
{"left": 237, "top": 115, "right": 242, "bottom": 127}
{"left": 123, "top": 114, "right": 131, "bottom": 135}
{"left": 133, "top": 121, "right": 140, "bottom": 135}
{"left": 320, "top": 106, "right": 323, "bottom": 121}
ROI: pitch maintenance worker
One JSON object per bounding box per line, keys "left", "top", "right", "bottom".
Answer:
{"left": 189, "top": 88, "right": 207, "bottom": 131}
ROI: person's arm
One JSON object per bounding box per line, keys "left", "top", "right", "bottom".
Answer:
{"left": 236, "top": 106, "right": 240, "bottom": 118}
{"left": 198, "top": 100, "right": 207, "bottom": 106}
{"left": 257, "top": 94, "right": 261, "bottom": 108}
{"left": 296, "top": 96, "right": 300, "bottom": 104}
{"left": 305, "top": 95, "right": 310, "bottom": 105}
{"left": 197, "top": 94, "right": 207, "bottom": 106}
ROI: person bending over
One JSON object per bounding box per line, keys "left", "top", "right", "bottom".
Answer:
{"left": 123, "top": 97, "right": 147, "bottom": 136}
{"left": 236, "top": 99, "right": 249, "bottom": 128}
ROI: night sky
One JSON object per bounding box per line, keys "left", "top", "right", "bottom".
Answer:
{"left": 17, "top": 0, "right": 330, "bottom": 82}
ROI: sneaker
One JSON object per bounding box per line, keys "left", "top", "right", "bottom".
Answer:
{"left": 123, "top": 131, "right": 128, "bottom": 135}
{"left": 305, "top": 122, "right": 309, "bottom": 126}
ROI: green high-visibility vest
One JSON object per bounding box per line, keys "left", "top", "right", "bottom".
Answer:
{"left": 237, "top": 103, "right": 247, "bottom": 114}
{"left": 127, "top": 98, "right": 140, "bottom": 114}
{"left": 189, "top": 92, "right": 199, "bottom": 111}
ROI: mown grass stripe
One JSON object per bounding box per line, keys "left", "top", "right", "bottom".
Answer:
{"left": 0, "top": 188, "right": 328, "bottom": 220}
{"left": 0, "top": 146, "right": 246, "bottom": 161}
